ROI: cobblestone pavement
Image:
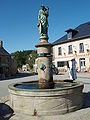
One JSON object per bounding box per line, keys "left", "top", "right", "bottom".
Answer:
{"left": 0, "top": 72, "right": 90, "bottom": 120}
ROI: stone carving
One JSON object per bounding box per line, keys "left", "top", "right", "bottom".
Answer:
{"left": 37, "top": 4, "right": 49, "bottom": 38}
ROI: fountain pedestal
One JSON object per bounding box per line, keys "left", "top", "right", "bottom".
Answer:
{"left": 36, "top": 39, "right": 54, "bottom": 89}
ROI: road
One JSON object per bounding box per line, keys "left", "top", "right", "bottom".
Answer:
{"left": 0, "top": 72, "right": 90, "bottom": 98}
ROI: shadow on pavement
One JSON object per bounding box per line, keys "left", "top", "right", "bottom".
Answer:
{"left": 0, "top": 103, "right": 14, "bottom": 120}
{"left": 83, "top": 92, "right": 90, "bottom": 108}
{"left": 0, "top": 72, "right": 36, "bottom": 81}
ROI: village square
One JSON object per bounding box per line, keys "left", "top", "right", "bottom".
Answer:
{"left": 0, "top": 0, "right": 90, "bottom": 120}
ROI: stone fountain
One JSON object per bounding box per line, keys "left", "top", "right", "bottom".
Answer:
{"left": 8, "top": 5, "right": 84, "bottom": 116}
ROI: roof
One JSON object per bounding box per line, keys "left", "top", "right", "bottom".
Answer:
{"left": 65, "top": 28, "right": 77, "bottom": 33}
{"left": 53, "top": 22, "right": 90, "bottom": 45}
{"left": 0, "top": 47, "right": 10, "bottom": 56}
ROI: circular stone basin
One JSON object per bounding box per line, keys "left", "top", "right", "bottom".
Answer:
{"left": 8, "top": 80, "right": 84, "bottom": 116}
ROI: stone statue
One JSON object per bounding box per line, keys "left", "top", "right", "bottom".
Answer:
{"left": 37, "top": 4, "right": 49, "bottom": 38}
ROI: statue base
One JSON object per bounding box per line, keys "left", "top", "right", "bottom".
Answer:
{"left": 40, "top": 34, "right": 48, "bottom": 39}
{"left": 40, "top": 38, "right": 48, "bottom": 43}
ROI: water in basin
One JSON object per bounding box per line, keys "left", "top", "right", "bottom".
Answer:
{"left": 15, "top": 81, "right": 77, "bottom": 90}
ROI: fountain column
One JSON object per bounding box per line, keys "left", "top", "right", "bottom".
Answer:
{"left": 36, "top": 5, "right": 54, "bottom": 88}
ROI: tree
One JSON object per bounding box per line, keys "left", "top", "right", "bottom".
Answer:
{"left": 11, "top": 50, "right": 37, "bottom": 69}
{"left": 26, "top": 50, "right": 37, "bottom": 70}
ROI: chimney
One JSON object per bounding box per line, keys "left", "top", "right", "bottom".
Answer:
{"left": 0, "top": 41, "right": 3, "bottom": 48}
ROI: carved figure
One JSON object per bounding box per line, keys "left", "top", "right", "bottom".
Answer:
{"left": 37, "top": 4, "right": 49, "bottom": 38}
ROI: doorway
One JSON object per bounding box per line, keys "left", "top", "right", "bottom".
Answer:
{"left": 80, "top": 58, "right": 85, "bottom": 71}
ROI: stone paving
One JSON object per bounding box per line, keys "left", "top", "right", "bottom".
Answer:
{"left": 9, "top": 108, "right": 90, "bottom": 120}
{"left": 0, "top": 72, "right": 90, "bottom": 120}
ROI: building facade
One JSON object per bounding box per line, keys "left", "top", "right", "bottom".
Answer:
{"left": 0, "top": 41, "right": 17, "bottom": 78}
{"left": 52, "top": 22, "right": 90, "bottom": 72}
{"left": 22, "top": 64, "right": 30, "bottom": 71}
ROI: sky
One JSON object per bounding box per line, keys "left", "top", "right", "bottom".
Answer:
{"left": 0, "top": 0, "right": 90, "bottom": 53}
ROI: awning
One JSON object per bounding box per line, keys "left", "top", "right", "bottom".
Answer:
{"left": 56, "top": 57, "right": 74, "bottom": 62}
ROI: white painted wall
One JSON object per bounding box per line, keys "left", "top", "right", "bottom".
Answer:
{"left": 52, "top": 38, "right": 90, "bottom": 72}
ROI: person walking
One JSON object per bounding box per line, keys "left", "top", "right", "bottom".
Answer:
{"left": 69, "top": 59, "right": 77, "bottom": 80}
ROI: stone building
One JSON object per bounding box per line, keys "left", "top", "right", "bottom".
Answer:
{"left": 0, "top": 41, "right": 17, "bottom": 78}
{"left": 52, "top": 22, "right": 90, "bottom": 72}
{"left": 22, "top": 64, "right": 30, "bottom": 71}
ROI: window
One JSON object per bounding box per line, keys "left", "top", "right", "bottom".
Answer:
{"left": 79, "top": 43, "right": 84, "bottom": 53}
{"left": 57, "top": 61, "right": 64, "bottom": 67}
{"left": 7, "top": 57, "right": 9, "bottom": 62}
{"left": 58, "top": 47, "right": 62, "bottom": 55}
{"left": 67, "top": 32, "right": 72, "bottom": 39}
{"left": 0, "top": 57, "right": 1, "bottom": 63}
{"left": 68, "top": 45, "right": 72, "bottom": 54}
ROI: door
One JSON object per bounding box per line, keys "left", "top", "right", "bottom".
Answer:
{"left": 0, "top": 67, "right": 3, "bottom": 74}
{"left": 80, "top": 58, "right": 85, "bottom": 71}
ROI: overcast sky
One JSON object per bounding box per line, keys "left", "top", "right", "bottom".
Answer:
{"left": 0, "top": 0, "right": 90, "bottom": 53}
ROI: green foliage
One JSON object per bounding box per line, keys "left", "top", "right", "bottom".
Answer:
{"left": 26, "top": 50, "right": 37, "bottom": 70}
{"left": 11, "top": 50, "right": 37, "bottom": 69}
